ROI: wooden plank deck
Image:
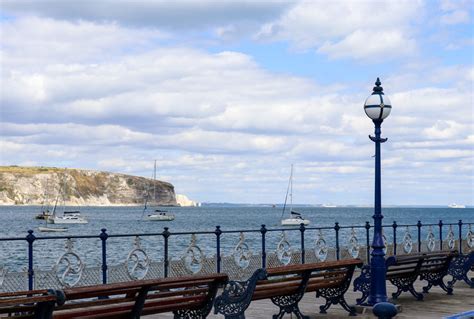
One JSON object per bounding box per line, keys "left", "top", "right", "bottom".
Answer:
{"left": 145, "top": 270, "right": 474, "bottom": 318}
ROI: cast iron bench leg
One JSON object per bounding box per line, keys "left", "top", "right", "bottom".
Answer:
{"left": 316, "top": 267, "right": 357, "bottom": 316}
{"left": 173, "top": 280, "right": 220, "bottom": 319}
{"left": 448, "top": 253, "right": 474, "bottom": 289}
{"left": 214, "top": 269, "right": 267, "bottom": 319}
{"left": 353, "top": 265, "right": 370, "bottom": 305}
{"left": 390, "top": 277, "right": 423, "bottom": 301}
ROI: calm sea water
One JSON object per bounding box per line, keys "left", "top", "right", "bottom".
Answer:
{"left": 0, "top": 206, "right": 472, "bottom": 271}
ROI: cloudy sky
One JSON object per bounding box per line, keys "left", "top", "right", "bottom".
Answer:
{"left": 0, "top": 0, "right": 472, "bottom": 206}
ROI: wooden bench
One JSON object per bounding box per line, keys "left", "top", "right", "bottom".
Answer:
{"left": 354, "top": 250, "right": 457, "bottom": 304}
{"left": 0, "top": 289, "right": 57, "bottom": 319}
{"left": 214, "top": 259, "right": 363, "bottom": 319}
{"left": 53, "top": 273, "right": 228, "bottom": 319}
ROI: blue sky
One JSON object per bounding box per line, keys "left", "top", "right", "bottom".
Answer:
{"left": 0, "top": 0, "right": 473, "bottom": 206}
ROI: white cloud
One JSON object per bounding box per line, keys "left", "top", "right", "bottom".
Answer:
{"left": 1, "top": 14, "right": 473, "bottom": 205}
{"left": 255, "top": 0, "right": 422, "bottom": 60}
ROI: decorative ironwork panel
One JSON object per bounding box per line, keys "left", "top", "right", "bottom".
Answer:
{"left": 233, "top": 232, "right": 251, "bottom": 269}
{"left": 276, "top": 231, "right": 292, "bottom": 265}
{"left": 426, "top": 226, "right": 436, "bottom": 252}
{"left": 314, "top": 229, "right": 328, "bottom": 261}
{"left": 382, "top": 231, "right": 388, "bottom": 255}
{"left": 446, "top": 225, "right": 455, "bottom": 250}
{"left": 466, "top": 225, "right": 474, "bottom": 249}
{"left": 347, "top": 228, "right": 360, "bottom": 259}
{"left": 182, "top": 234, "right": 203, "bottom": 274}
{"left": 54, "top": 239, "right": 84, "bottom": 287}
{"left": 403, "top": 226, "right": 413, "bottom": 254}
{"left": 222, "top": 254, "right": 261, "bottom": 280}
{"left": 0, "top": 270, "right": 28, "bottom": 292}
{"left": 0, "top": 265, "right": 5, "bottom": 289}
{"left": 125, "top": 236, "right": 150, "bottom": 280}
{"left": 170, "top": 255, "right": 215, "bottom": 277}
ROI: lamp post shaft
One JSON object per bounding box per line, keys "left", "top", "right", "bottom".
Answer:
{"left": 368, "top": 119, "right": 388, "bottom": 305}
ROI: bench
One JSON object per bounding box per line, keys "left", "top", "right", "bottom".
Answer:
{"left": 0, "top": 289, "right": 57, "bottom": 319}
{"left": 53, "top": 273, "right": 228, "bottom": 319}
{"left": 354, "top": 250, "right": 457, "bottom": 304}
{"left": 214, "top": 259, "right": 363, "bottom": 319}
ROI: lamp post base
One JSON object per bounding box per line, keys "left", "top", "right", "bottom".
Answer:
{"left": 355, "top": 303, "right": 400, "bottom": 317}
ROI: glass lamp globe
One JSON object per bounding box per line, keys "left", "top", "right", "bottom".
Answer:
{"left": 364, "top": 78, "right": 392, "bottom": 120}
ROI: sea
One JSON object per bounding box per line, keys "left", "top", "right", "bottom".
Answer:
{"left": 0, "top": 205, "right": 472, "bottom": 271}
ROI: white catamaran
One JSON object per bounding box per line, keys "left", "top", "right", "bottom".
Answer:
{"left": 143, "top": 160, "right": 175, "bottom": 221}
{"left": 281, "top": 164, "right": 310, "bottom": 226}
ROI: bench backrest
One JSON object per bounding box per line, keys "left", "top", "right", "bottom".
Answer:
{"left": 419, "top": 251, "right": 457, "bottom": 274}
{"left": 253, "top": 259, "right": 363, "bottom": 300}
{"left": 53, "top": 274, "right": 228, "bottom": 319}
{"left": 386, "top": 250, "right": 457, "bottom": 278}
{"left": 0, "top": 289, "right": 56, "bottom": 319}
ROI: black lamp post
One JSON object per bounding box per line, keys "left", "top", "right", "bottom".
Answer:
{"left": 363, "top": 78, "right": 396, "bottom": 311}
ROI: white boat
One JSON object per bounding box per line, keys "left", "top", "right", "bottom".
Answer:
{"left": 48, "top": 211, "right": 88, "bottom": 224}
{"left": 448, "top": 203, "right": 466, "bottom": 209}
{"left": 38, "top": 226, "right": 68, "bottom": 232}
{"left": 146, "top": 210, "right": 175, "bottom": 221}
{"left": 47, "top": 171, "right": 88, "bottom": 224}
{"left": 143, "top": 160, "right": 175, "bottom": 221}
{"left": 281, "top": 164, "right": 310, "bottom": 226}
{"left": 322, "top": 203, "right": 337, "bottom": 208}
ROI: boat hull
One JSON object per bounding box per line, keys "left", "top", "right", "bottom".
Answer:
{"left": 38, "top": 227, "right": 68, "bottom": 232}
{"left": 47, "top": 217, "right": 88, "bottom": 224}
{"left": 146, "top": 214, "right": 175, "bottom": 221}
{"left": 281, "top": 218, "right": 310, "bottom": 226}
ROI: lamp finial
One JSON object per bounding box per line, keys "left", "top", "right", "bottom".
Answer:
{"left": 373, "top": 77, "right": 383, "bottom": 94}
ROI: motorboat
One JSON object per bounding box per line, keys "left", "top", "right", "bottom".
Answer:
{"left": 281, "top": 164, "right": 310, "bottom": 226}
{"left": 321, "top": 203, "right": 337, "bottom": 208}
{"left": 448, "top": 203, "right": 466, "bottom": 209}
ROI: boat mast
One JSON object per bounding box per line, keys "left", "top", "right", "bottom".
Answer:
{"left": 153, "top": 160, "right": 157, "bottom": 204}
{"left": 289, "top": 164, "right": 293, "bottom": 215}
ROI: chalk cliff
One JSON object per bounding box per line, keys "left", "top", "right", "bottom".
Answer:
{"left": 0, "top": 166, "right": 177, "bottom": 206}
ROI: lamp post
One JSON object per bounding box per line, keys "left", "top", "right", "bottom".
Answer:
{"left": 363, "top": 78, "right": 394, "bottom": 309}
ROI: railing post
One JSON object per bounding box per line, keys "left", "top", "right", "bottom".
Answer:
{"left": 439, "top": 220, "right": 443, "bottom": 250}
{"left": 365, "top": 222, "right": 371, "bottom": 264}
{"left": 458, "top": 220, "right": 463, "bottom": 254}
{"left": 99, "top": 228, "right": 108, "bottom": 284}
{"left": 26, "top": 230, "right": 36, "bottom": 290}
{"left": 392, "top": 221, "right": 398, "bottom": 255}
{"left": 215, "top": 226, "right": 222, "bottom": 273}
{"left": 260, "top": 224, "right": 267, "bottom": 268}
{"left": 300, "top": 223, "right": 306, "bottom": 264}
{"left": 417, "top": 221, "right": 422, "bottom": 253}
{"left": 334, "top": 222, "right": 340, "bottom": 261}
{"left": 163, "top": 227, "right": 170, "bottom": 278}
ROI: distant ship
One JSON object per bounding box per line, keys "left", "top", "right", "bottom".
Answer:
{"left": 321, "top": 203, "right": 337, "bottom": 208}
{"left": 448, "top": 203, "right": 466, "bottom": 209}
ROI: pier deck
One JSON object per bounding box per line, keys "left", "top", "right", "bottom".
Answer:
{"left": 146, "top": 271, "right": 474, "bottom": 318}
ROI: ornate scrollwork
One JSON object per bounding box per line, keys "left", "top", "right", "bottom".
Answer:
{"left": 466, "top": 225, "right": 474, "bottom": 249}
{"left": 382, "top": 231, "right": 388, "bottom": 255}
{"left": 403, "top": 226, "right": 413, "bottom": 254}
{"left": 183, "top": 234, "right": 203, "bottom": 274}
{"left": 126, "top": 236, "right": 150, "bottom": 280}
{"left": 54, "top": 238, "right": 84, "bottom": 287}
{"left": 426, "top": 226, "right": 436, "bottom": 252}
{"left": 347, "top": 228, "right": 360, "bottom": 259}
{"left": 233, "top": 232, "right": 251, "bottom": 269}
{"left": 0, "top": 264, "right": 6, "bottom": 288}
{"left": 314, "top": 229, "right": 328, "bottom": 261}
{"left": 276, "top": 231, "right": 292, "bottom": 265}
{"left": 446, "top": 225, "right": 455, "bottom": 250}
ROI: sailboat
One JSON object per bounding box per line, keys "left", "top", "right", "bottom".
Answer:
{"left": 143, "top": 161, "right": 175, "bottom": 221}
{"left": 47, "top": 170, "right": 88, "bottom": 225}
{"left": 281, "top": 164, "right": 310, "bottom": 226}
{"left": 38, "top": 178, "right": 68, "bottom": 232}
{"left": 35, "top": 179, "right": 53, "bottom": 220}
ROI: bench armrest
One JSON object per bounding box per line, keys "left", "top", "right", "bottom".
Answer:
{"left": 214, "top": 268, "right": 267, "bottom": 316}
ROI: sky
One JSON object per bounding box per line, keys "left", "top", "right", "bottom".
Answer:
{"left": 0, "top": 0, "right": 473, "bottom": 206}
